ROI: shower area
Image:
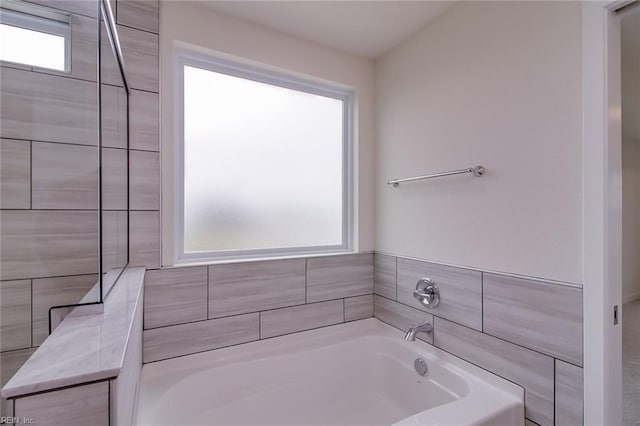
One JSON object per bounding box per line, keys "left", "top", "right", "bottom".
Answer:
{"left": 0, "top": 0, "right": 131, "bottom": 413}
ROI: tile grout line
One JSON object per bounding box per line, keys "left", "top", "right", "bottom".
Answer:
{"left": 394, "top": 255, "right": 398, "bottom": 301}
{"left": 553, "top": 359, "right": 556, "bottom": 424}
{"left": 481, "top": 271, "right": 484, "bottom": 332}
{"left": 29, "top": 140, "right": 33, "bottom": 210}
{"left": 30, "top": 279, "right": 33, "bottom": 347}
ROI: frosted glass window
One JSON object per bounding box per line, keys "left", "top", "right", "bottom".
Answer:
{"left": 181, "top": 62, "right": 350, "bottom": 256}
{"left": 0, "top": 9, "right": 69, "bottom": 72}
{"left": 0, "top": 24, "right": 65, "bottom": 70}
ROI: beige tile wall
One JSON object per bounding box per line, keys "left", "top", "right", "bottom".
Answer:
{"left": 142, "top": 254, "right": 375, "bottom": 363}
{"left": 0, "top": 2, "right": 160, "bottom": 414}
{"left": 373, "top": 253, "right": 584, "bottom": 426}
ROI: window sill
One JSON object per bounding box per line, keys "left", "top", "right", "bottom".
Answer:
{"left": 161, "top": 249, "right": 371, "bottom": 270}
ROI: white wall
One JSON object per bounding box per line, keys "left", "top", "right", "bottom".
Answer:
{"left": 375, "top": 1, "right": 583, "bottom": 284}
{"left": 159, "top": 1, "right": 376, "bottom": 265}
{"left": 622, "top": 10, "right": 640, "bottom": 303}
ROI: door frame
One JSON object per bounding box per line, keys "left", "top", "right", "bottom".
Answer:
{"left": 582, "top": 1, "right": 629, "bottom": 424}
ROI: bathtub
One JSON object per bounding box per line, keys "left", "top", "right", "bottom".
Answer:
{"left": 137, "top": 319, "right": 523, "bottom": 426}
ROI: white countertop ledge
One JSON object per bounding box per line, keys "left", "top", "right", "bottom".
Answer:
{"left": 1, "top": 267, "right": 145, "bottom": 398}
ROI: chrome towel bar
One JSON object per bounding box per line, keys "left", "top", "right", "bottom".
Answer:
{"left": 387, "top": 165, "right": 485, "bottom": 187}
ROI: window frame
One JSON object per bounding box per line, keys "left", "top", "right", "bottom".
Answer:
{"left": 173, "top": 49, "right": 354, "bottom": 264}
{"left": 0, "top": 5, "right": 71, "bottom": 73}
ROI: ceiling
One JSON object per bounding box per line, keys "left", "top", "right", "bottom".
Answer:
{"left": 200, "top": 1, "right": 456, "bottom": 59}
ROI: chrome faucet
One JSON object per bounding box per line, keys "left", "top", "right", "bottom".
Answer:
{"left": 404, "top": 320, "right": 433, "bottom": 341}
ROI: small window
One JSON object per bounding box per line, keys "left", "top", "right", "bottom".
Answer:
{"left": 175, "top": 51, "right": 353, "bottom": 262}
{"left": 0, "top": 5, "right": 71, "bottom": 72}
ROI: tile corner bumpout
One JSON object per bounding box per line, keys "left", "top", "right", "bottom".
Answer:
{"left": 2, "top": 267, "right": 145, "bottom": 400}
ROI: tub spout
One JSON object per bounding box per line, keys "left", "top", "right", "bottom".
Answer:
{"left": 404, "top": 320, "right": 433, "bottom": 341}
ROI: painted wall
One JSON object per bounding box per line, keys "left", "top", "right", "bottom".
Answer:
{"left": 375, "top": 1, "right": 583, "bottom": 284}
{"left": 159, "top": 1, "right": 376, "bottom": 265}
{"left": 622, "top": 10, "right": 640, "bottom": 303}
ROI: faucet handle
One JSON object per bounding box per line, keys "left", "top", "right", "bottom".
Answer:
{"left": 413, "top": 278, "right": 440, "bottom": 308}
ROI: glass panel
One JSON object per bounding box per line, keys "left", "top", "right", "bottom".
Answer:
{"left": 0, "top": 23, "right": 66, "bottom": 71}
{"left": 99, "top": 2, "right": 128, "bottom": 298}
{"left": 183, "top": 65, "right": 344, "bottom": 253}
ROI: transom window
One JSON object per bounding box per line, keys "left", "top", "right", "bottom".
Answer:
{"left": 0, "top": 4, "right": 71, "bottom": 72}
{"left": 175, "top": 51, "right": 353, "bottom": 262}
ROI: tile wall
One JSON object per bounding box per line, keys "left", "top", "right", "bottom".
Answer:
{"left": 142, "top": 254, "right": 375, "bottom": 363}
{"left": 0, "top": 0, "right": 160, "bottom": 415}
{"left": 373, "top": 253, "right": 584, "bottom": 426}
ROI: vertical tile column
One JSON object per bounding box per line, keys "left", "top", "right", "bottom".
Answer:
{"left": 0, "top": 4, "right": 102, "bottom": 417}
{"left": 115, "top": 1, "right": 161, "bottom": 269}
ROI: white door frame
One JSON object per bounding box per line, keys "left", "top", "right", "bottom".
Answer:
{"left": 582, "top": 2, "right": 625, "bottom": 424}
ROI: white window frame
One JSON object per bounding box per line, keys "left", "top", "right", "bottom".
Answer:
{"left": 0, "top": 4, "right": 71, "bottom": 73}
{"left": 173, "top": 49, "right": 354, "bottom": 263}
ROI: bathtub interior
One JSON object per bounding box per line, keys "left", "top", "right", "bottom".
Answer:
{"left": 137, "top": 319, "right": 522, "bottom": 426}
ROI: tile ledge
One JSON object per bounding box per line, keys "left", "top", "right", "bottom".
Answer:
{"left": 376, "top": 251, "right": 583, "bottom": 289}
{"left": 1, "top": 268, "right": 145, "bottom": 399}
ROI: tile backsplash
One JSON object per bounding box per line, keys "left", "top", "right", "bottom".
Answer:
{"left": 144, "top": 253, "right": 582, "bottom": 425}
{"left": 141, "top": 251, "right": 583, "bottom": 426}
{"left": 373, "top": 253, "right": 584, "bottom": 426}
{"left": 142, "top": 253, "right": 375, "bottom": 363}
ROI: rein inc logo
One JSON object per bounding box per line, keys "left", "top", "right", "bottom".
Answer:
{"left": 0, "top": 418, "right": 35, "bottom": 424}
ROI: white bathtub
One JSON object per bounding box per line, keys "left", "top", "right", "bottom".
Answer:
{"left": 137, "top": 319, "right": 524, "bottom": 426}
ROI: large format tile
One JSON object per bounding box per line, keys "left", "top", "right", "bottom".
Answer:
{"left": 102, "top": 211, "right": 128, "bottom": 273}
{"left": 118, "top": 25, "right": 158, "bottom": 92}
{"left": 101, "top": 84, "right": 127, "bottom": 150}
{"left": 0, "top": 139, "right": 30, "bottom": 209}
{"left": 0, "top": 210, "right": 98, "bottom": 280}
{"left": 67, "top": 13, "right": 98, "bottom": 81}
{"left": 145, "top": 267, "right": 208, "bottom": 329}
{"left": 14, "top": 381, "right": 109, "bottom": 426}
{"left": 24, "top": 0, "right": 98, "bottom": 18}
{"left": 129, "top": 210, "right": 160, "bottom": 269}
{"left": 0, "top": 68, "right": 97, "bottom": 145}
{"left": 374, "top": 253, "right": 396, "bottom": 299}
{"left": 434, "top": 317, "right": 555, "bottom": 425}
{"left": 32, "top": 274, "right": 98, "bottom": 346}
{"left": 374, "top": 295, "right": 433, "bottom": 344}
{"left": 344, "top": 294, "right": 374, "bottom": 322}
{"left": 130, "top": 89, "right": 159, "bottom": 151}
{"left": 130, "top": 150, "right": 160, "bottom": 210}
{"left": 555, "top": 360, "right": 583, "bottom": 426}
{"left": 397, "top": 258, "right": 482, "bottom": 330}
{"left": 0, "top": 280, "right": 31, "bottom": 351}
{"left": 102, "top": 148, "right": 128, "bottom": 210}
{"left": 483, "top": 273, "right": 583, "bottom": 365}
{"left": 117, "top": 0, "right": 159, "bottom": 33}
{"left": 260, "top": 300, "right": 344, "bottom": 339}
{"left": 32, "top": 142, "right": 98, "bottom": 209}
{"left": 143, "top": 313, "right": 259, "bottom": 363}
{"left": 0, "top": 348, "right": 36, "bottom": 388}
{"left": 0, "top": 348, "right": 36, "bottom": 417}
{"left": 209, "top": 259, "right": 305, "bottom": 318}
{"left": 306, "top": 254, "right": 373, "bottom": 303}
